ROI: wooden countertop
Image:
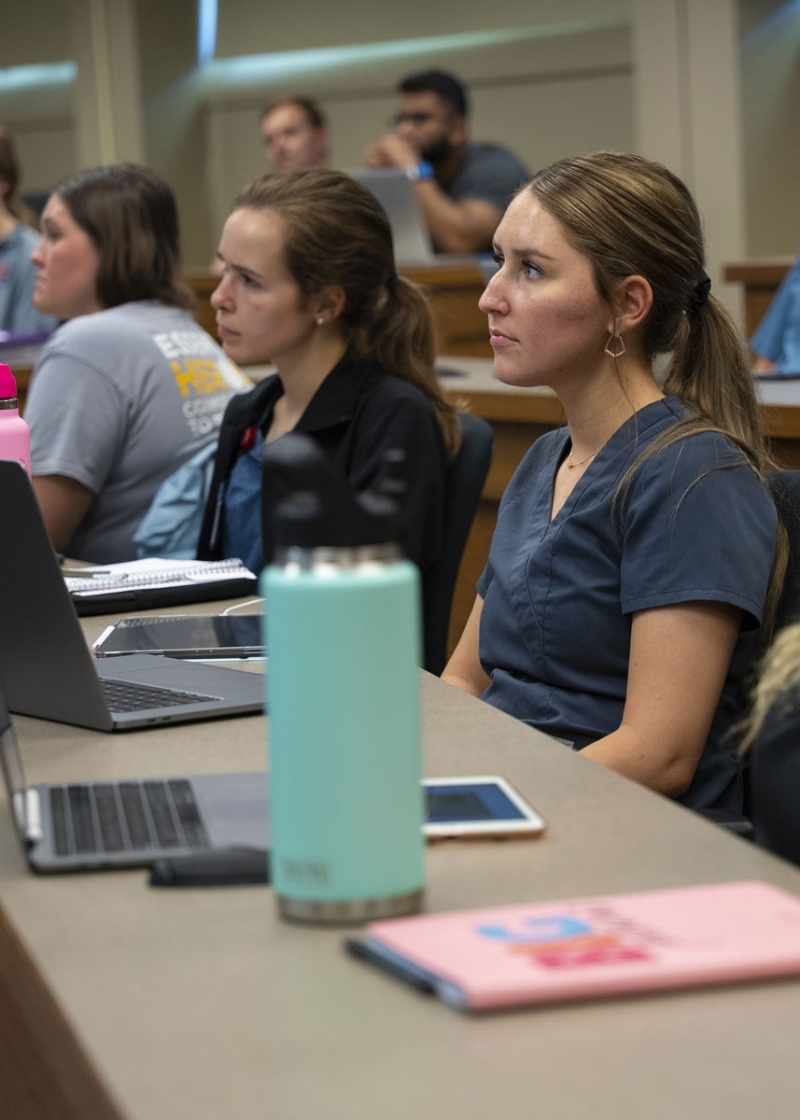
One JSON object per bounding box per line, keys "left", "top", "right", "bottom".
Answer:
{"left": 3, "top": 606, "right": 800, "bottom": 1119}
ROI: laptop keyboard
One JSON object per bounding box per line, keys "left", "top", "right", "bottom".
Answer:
{"left": 50, "top": 779, "right": 210, "bottom": 856}
{"left": 101, "top": 677, "right": 221, "bottom": 712}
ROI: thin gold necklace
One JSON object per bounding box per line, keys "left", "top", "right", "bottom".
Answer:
{"left": 566, "top": 448, "right": 599, "bottom": 469}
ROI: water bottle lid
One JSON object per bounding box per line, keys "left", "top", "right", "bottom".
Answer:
{"left": 262, "top": 433, "right": 401, "bottom": 551}
{"left": 0, "top": 364, "right": 17, "bottom": 401}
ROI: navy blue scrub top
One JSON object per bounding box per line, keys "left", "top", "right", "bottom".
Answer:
{"left": 477, "top": 397, "right": 777, "bottom": 813}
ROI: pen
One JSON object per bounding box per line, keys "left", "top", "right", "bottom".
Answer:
{"left": 62, "top": 568, "right": 112, "bottom": 578}
{"left": 344, "top": 938, "right": 436, "bottom": 995}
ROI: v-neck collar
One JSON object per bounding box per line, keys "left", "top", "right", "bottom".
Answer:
{"left": 546, "top": 396, "right": 682, "bottom": 525}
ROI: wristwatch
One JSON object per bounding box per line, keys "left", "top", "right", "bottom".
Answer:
{"left": 405, "top": 161, "right": 435, "bottom": 182}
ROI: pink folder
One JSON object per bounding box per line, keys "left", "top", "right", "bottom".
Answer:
{"left": 361, "top": 880, "right": 800, "bottom": 1012}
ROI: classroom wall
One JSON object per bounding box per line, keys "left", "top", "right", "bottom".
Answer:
{"left": 213, "top": 0, "right": 630, "bottom": 55}
{"left": 740, "top": 0, "right": 800, "bottom": 256}
{"left": 0, "top": 2, "right": 76, "bottom": 201}
{"left": 0, "top": 0, "right": 798, "bottom": 275}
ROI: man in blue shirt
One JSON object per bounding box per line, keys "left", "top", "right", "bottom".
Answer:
{"left": 365, "top": 69, "right": 529, "bottom": 255}
{"left": 751, "top": 255, "right": 800, "bottom": 375}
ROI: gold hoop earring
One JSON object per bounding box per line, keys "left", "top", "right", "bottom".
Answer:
{"left": 604, "top": 332, "right": 626, "bottom": 359}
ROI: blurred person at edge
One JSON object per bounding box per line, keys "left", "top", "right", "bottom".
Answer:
{"left": 0, "top": 124, "right": 57, "bottom": 335}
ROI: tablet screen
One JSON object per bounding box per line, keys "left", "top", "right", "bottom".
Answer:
{"left": 94, "top": 615, "right": 263, "bottom": 657}
{"left": 425, "top": 781, "right": 525, "bottom": 822}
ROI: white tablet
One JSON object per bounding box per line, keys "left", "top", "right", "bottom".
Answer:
{"left": 422, "top": 776, "right": 545, "bottom": 840}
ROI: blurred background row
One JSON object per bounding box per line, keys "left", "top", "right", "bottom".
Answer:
{"left": 2, "top": 0, "right": 799, "bottom": 324}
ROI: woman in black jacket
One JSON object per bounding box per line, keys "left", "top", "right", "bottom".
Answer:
{"left": 197, "top": 168, "right": 460, "bottom": 574}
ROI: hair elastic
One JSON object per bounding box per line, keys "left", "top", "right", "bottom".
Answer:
{"left": 687, "top": 271, "right": 711, "bottom": 314}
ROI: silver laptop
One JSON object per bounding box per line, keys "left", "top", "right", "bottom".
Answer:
{"left": 349, "top": 167, "right": 436, "bottom": 266}
{"left": 0, "top": 461, "right": 265, "bottom": 731}
{"left": 0, "top": 682, "right": 267, "bottom": 872}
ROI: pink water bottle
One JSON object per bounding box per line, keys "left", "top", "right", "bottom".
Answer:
{"left": 0, "top": 364, "right": 31, "bottom": 477}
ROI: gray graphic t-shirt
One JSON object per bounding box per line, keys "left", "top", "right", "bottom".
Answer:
{"left": 26, "top": 300, "right": 251, "bottom": 562}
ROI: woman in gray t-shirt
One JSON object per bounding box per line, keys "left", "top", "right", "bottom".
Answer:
{"left": 26, "top": 164, "right": 250, "bottom": 563}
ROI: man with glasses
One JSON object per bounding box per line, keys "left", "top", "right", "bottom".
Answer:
{"left": 365, "top": 70, "right": 528, "bottom": 255}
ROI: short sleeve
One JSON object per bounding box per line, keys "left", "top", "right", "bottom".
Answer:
{"left": 620, "top": 437, "right": 777, "bottom": 628}
{"left": 454, "top": 148, "right": 529, "bottom": 212}
{"left": 26, "top": 350, "right": 127, "bottom": 493}
{"left": 477, "top": 557, "right": 496, "bottom": 600}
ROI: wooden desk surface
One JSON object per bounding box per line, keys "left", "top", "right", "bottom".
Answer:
{"left": 442, "top": 355, "right": 800, "bottom": 437}
{"left": 2, "top": 606, "right": 800, "bottom": 1119}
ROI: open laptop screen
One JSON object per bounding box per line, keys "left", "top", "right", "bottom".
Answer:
{"left": 347, "top": 168, "right": 435, "bottom": 266}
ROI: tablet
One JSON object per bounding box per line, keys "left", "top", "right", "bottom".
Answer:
{"left": 93, "top": 615, "right": 264, "bottom": 659}
{"left": 423, "top": 776, "right": 545, "bottom": 840}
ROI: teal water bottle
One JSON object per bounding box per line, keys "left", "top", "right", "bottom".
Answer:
{"left": 261, "top": 435, "right": 425, "bottom": 923}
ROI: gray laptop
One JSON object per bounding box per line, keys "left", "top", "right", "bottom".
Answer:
{"left": 0, "top": 461, "right": 265, "bottom": 731}
{"left": 0, "top": 681, "right": 267, "bottom": 872}
{"left": 349, "top": 167, "right": 436, "bottom": 266}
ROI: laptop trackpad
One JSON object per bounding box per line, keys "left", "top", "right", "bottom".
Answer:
{"left": 95, "top": 652, "right": 264, "bottom": 704}
{"left": 192, "top": 772, "right": 269, "bottom": 848}
{"left": 96, "top": 652, "right": 233, "bottom": 684}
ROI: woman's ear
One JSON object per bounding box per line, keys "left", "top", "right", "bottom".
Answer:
{"left": 312, "top": 285, "right": 346, "bottom": 324}
{"left": 607, "top": 275, "right": 653, "bottom": 336}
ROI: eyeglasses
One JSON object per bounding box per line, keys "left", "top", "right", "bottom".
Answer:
{"left": 391, "top": 112, "right": 436, "bottom": 129}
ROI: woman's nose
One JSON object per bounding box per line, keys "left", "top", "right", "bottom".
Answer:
{"left": 479, "top": 270, "right": 505, "bottom": 314}
{"left": 210, "top": 275, "right": 229, "bottom": 309}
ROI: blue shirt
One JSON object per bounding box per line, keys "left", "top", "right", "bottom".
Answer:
{"left": 222, "top": 431, "right": 267, "bottom": 573}
{"left": 751, "top": 255, "right": 800, "bottom": 375}
{"left": 477, "top": 397, "right": 777, "bottom": 812}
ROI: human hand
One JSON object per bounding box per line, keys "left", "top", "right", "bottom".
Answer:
{"left": 752, "top": 354, "right": 776, "bottom": 375}
{"left": 363, "top": 134, "right": 419, "bottom": 171}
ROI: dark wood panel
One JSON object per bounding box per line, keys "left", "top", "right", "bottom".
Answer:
{"left": 0, "top": 906, "right": 123, "bottom": 1120}
{"left": 724, "top": 259, "right": 793, "bottom": 338}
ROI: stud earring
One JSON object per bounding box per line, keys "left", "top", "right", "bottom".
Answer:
{"left": 604, "top": 332, "right": 626, "bottom": 359}
{"left": 316, "top": 317, "right": 325, "bottom": 326}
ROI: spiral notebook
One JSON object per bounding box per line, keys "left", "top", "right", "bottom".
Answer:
{"left": 64, "top": 558, "right": 258, "bottom": 615}
{"left": 349, "top": 881, "right": 800, "bottom": 1013}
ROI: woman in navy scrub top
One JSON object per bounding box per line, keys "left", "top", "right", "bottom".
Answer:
{"left": 443, "top": 152, "right": 782, "bottom": 813}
